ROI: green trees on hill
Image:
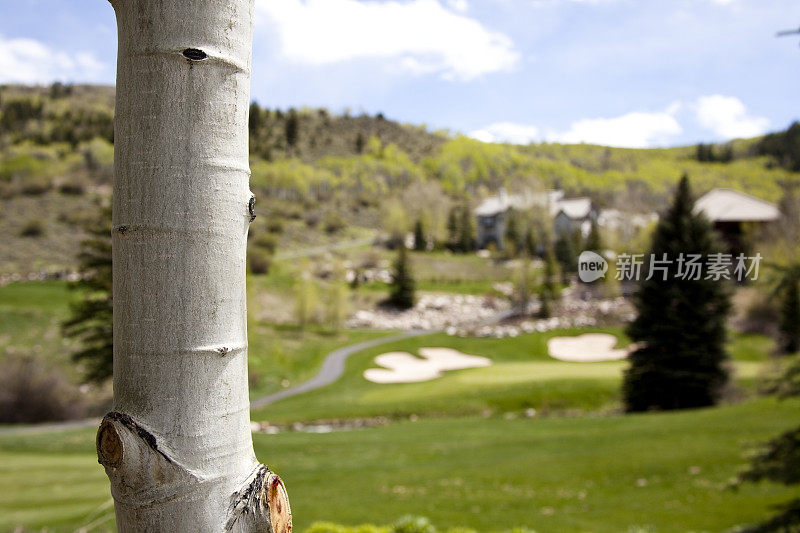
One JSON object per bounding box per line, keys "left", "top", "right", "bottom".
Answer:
{"left": 623, "top": 175, "right": 731, "bottom": 412}
{"left": 757, "top": 122, "right": 800, "bottom": 172}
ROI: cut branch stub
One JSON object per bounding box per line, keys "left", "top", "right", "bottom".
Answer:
{"left": 265, "top": 473, "right": 292, "bottom": 533}
{"left": 97, "top": 419, "right": 123, "bottom": 469}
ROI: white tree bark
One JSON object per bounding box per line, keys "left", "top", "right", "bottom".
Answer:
{"left": 97, "top": 1, "right": 291, "bottom": 531}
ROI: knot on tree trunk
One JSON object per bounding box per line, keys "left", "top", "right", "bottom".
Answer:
{"left": 226, "top": 464, "right": 292, "bottom": 533}
{"left": 97, "top": 412, "right": 200, "bottom": 508}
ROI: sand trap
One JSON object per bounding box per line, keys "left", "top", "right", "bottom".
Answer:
{"left": 364, "top": 347, "right": 492, "bottom": 384}
{"left": 547, "top": 333, "right": 632, "bottom": 362}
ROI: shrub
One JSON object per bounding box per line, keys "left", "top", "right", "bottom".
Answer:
{"left": 392, "top": 516, "right": 436, "bottom": 533}
{"left": 323, "top": 211, "right": 347, "bottom": 234}
{"left": 19, "top": 219, "right": 44, "bottom": 237}
{"left": 248, "top": 247, "right": 273, "bottom": 275}
{"left": 57, "top": 175, "right": 88, "bottom": 195}
{"left": 266, "top": 217, "right": 285, "bottom": 234}
{"left": 20, "top": 174, "right": 52, "bottom": 195}
{"left": 0, "top": 355, "right": 86, "bottom": 423}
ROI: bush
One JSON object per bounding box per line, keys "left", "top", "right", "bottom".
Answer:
{"left": 248, "top": 247, "right": 273, "bottom": 275}
{"left": 0, "top": 355, "right": 86, "bottom": 423}
{"left": 19, "top": 219, "right": 44, "bottom": 237}
{"left": 392, "top": 516, "right": 436, "bottom": 533}
{"left": 20, "top": 174, "right": 52, "bottom": 195}
{"left": 57, "top": 175, "right": 88, "bottom": 195}
{"left": 323, "top": 211, "right": 347, "bottom": 234}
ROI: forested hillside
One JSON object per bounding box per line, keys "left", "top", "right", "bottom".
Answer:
{"left": 1, "top": 83, "right": 798, "bottom": 276}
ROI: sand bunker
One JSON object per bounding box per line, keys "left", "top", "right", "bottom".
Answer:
{"left": 364, "top": 347, "right": 492, "bottom": 384}
{"left": 547, "top": 333, "right": 632, "bottom": 362}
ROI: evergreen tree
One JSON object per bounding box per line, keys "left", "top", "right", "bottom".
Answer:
{"left": 446, "top": 205, "right": 460, "bottom": 251}
{"left": 285, "top": 107, "right": 300, "bottom": 150}
{"left": 505, "top": 210, "right": 522, "bottom": 254}
{"left": 413, "top": 218, "right": 426, "bottom": 251}
{"left": 737, "top": 354, "right": 800, "bottom": 531}
{"left": 387, "top": 245, "right": 415, "bottom": 309}
{"left": 623, "top": 174, "right": 731, "bottom": 411}
{"left": 779, "top": 268, "right": 800, "bottom": 354}
{"left": 539, "top": 243, "right": 559, "bottom": 318}
{"left": 63, "top": 205, "right": 113, "bottom": 383}
{"left": 554, "top": 233, "right": 577, "bottom": 282}
{"left": 585, "top": 218, "right": 603, "bottom": 253}
{"left": 458, "top": 201, "right": 476, "bottom": 253}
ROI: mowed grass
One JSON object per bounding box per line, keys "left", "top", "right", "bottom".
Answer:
{"left": 252, "top": 328, "right": 770, "bottom": 423}
{"left": 1, "top": 399, "right": 799, "bottom": 532}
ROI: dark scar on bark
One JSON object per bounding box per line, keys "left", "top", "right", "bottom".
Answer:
{"left": 248, "top": 195, "right": 257, "bottom": 222}
{"left": 104, "top": 411, "right": 176, "bottom": 464}
{"left": 182, "top": 48, "right": 207, "bottom": 61}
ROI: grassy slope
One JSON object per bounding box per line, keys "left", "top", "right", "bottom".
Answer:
{"left": 252, "top": 329, "right": 773, "bottom": 423}
{"left": 1, "top": 399, "right": 799, "bottom": 532}
{"left": 0, "top": 281, "right": 81, "bottom": 373}
{"left": 0, "top": 281, "right": 396, "bottom": 400}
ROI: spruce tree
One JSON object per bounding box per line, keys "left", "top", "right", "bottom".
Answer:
{"left": 779, "top": 268, "right": 800, "bottom": 354}
{"left": 458, "top": 201, "right": 476, "bottom": 253}
{"left": 737, "top": 354, "right": 800, "bottom": 531}
{"left": 623, "top": 175, "right": 731, "bottom": 411}
{"left": 413, "top": 218, "right": 426, "bottom": 251}
{"left": 388, "top": 245, "right": 415, "bottom": 309}
{"left": 63, "top": 205, "right": 113, "bottom": 383}
{"left": 586, "top": 218, "right": 602, "bottom": 253}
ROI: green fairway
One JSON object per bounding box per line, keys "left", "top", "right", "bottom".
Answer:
{"left": 1, "top": 399, "right": 799, "bottom": 532}
{"left": 251, "top": 328, "right": 769, "bottom": 423}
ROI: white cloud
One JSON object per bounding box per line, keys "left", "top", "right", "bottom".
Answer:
{"left": 255, "top": 0, "right": 519, "bottom": 81}
{"left": 469, "top": 122, "right": 540, "bottom": 144}
{"left": 469, "top": 105, "right": 683, "bottom": 148}
{"left": 548, "top": 108, "right": 683, "bottom": 148}
{"left": 694, "top": 95, "right": 769, "bottom": 139}
{"left": 0, "top": 34, "right": 106, "bottom": 84}
{"left": 446, "top": 0, "right": 469, "bottom": 12}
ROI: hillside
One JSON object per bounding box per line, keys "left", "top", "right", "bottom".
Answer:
{"left": 1, "top": 83, "right": 798, "bottom": 276}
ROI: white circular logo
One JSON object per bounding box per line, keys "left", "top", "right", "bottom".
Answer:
{"left": 578, "top": 251, "right": 608, "bottom": 282}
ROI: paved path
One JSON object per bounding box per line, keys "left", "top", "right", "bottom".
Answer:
{"left": 250, "top": 329, "right": 433, "bottom": 408}
{"left": 250, "top": 307, "right": 515, "bottom": 408}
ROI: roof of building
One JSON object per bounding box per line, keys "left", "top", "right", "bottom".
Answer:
{"left": 475, "top": 190, "right": 593, "bottom": 220}
{"left": 693, "top": 188, "right": 781, "bottom": 223}
{"left": 553, "top": 197, "right": 593, "bottom": 220}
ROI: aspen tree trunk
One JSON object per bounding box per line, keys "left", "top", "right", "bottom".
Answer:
{"left": 96, "top": 1, "right": 291, "bottom": 531}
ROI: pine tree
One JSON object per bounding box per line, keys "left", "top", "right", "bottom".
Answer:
{"left": 779, "top": 268, "right": 800, "bottom": 354}
{"left": 387, "top": 245, "right": 415, "bottom": 309}
{"left": 737, "top": 354, "right": 800, "bottom": 531}
{"left": 446, "top": 205, "right": 460, "bottom": 251}
{"left": 63, "top": 205, "right": 113, "bottom": 383}
{"left": 413, "top": 218, "right": 426, "bottom": 251}
{"left": 623, "top": 174, "right": 731, "bottom": 412}
{"left": 539, "top": 243, "right": 559, "bottom": 318}
{"left": 505, "top": 210, "right": 521, "bottom": 254}
{"left": 285, "top": 107, "right": 300, "bottom": 151}
{"left": 585, "top": 218, "right": 602, "bottom": 253}
{"left": 458, "top": 201, "right": 476, "bottom": 253}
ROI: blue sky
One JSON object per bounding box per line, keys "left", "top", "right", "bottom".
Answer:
{"left": 1, "top": 0, "right": 798, "bottom": 147}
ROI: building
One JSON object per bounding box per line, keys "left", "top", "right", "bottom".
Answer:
{"left": 552, "top": 197, "right": 595, "bottom": 238}
{"left": 693, "top": 188, "right": 781, "bottom": 253}
{"left": 474, "top": 189, "right": 596, "bottom": 249}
